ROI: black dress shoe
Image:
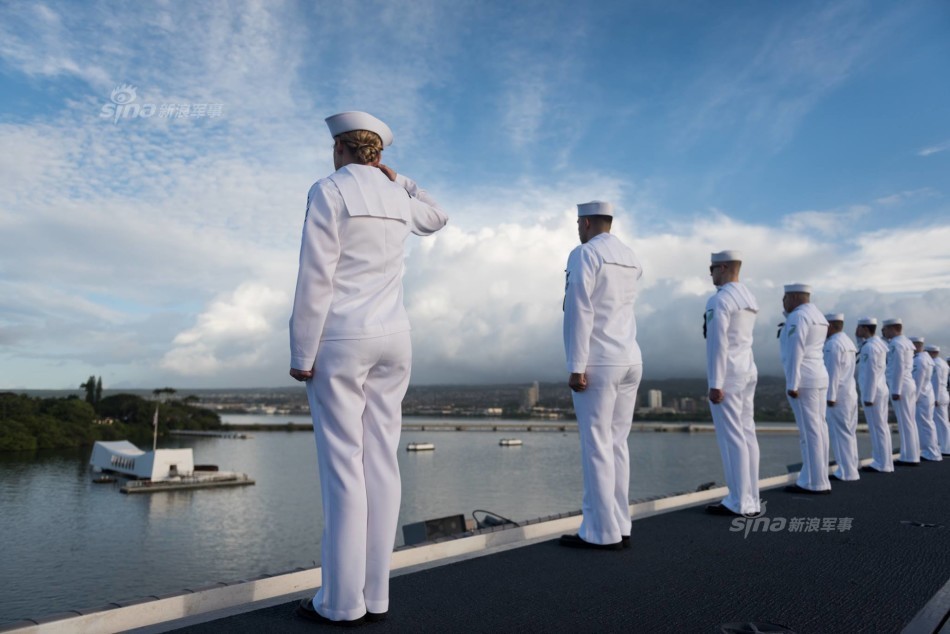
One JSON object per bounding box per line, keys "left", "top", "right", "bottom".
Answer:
{"left": 921, "top": 457, "right": 943, "bottom": 462}
{"left": 860, "top": 465, "right": 887, "bottom": 473}
{"left": 705, "top": 503, "right": 742, "bottom": 517}
{"left": 366, "top": 611, "right": 387, "bottom": 623}
{"left": 296, "top": 599, "right": 366, "bottom": 627}
{"left": 558, "top": 533, "right": 623, "bottom": 550}
{"left": 894, "top": 460, "right": 920, "bottom": 467}
{"left": 784, "top": 484, "right": 831, "bottom": 495}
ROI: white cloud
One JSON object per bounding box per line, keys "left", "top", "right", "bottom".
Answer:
{"left": 918, "top": 140, "right": 950, "bottom": 157}
{"left": 1, "top": 1, "right": 948, "bottom": 389}
{"left": 160, "top": 282, "right": 289, "bottom": 376}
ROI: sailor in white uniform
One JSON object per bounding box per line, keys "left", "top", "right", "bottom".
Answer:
{"left": 928, "top": 345, "right": 950, "bottom": 455}
{"left": 289, "top": 111, "right": 448, "bottom": 625}
{"left": 560, "top": 201, "right": 643, "bottom": 551}
{"left": 911, "top": 337, "right": 942, "bottom": 461}
{"left": 854, "top": 317, "right": 893, "bottom": 473}
{"left": 702, "top": 250, "right": 761, "bottom": 516}
{"left": 822, "top": 313, "right": 860, "bottom": 480}
{"left": 882, "top": 318, "right": 921, "bottom": 465}
{"left": 779, "top": 284, "right": 831, "bottom": 493}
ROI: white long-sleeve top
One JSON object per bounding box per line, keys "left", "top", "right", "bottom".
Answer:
{"left": 885, "top": 335, "right": 916, "bottom": 398}
{"left": 779, "top": 302, "right": 829, "bottom": 391}
{"left": 823, "top": 332, "right": 857, "bottom": 403}
{"left": 913, "top": 352, "right": 935, "bottom": 401}
{"left": 857, "top": 336, "right": 888, "bottom": 404}
{"left": 563, "top": 233, "right": 642, "bottom": 373}
{"left": 932, "top": 356, "right": 950, "bottom": 405}
{"left": 704, "top": 282, "right": 758, "bottom": 390}
{"left": 289, "top": 164, "right": 448, "bottom": 371}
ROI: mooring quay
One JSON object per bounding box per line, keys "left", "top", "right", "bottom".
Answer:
{"left": 4, "top": 458, "right": 948, "bottom": 633}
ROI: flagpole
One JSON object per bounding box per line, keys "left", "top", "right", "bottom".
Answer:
{"left": 152, "top": 403, "right": 159, "bottom": 452}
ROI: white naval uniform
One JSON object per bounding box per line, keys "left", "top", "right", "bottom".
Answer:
{"left": 856, "top": 336, "right": 893, "bottom": 471}
{"left": 886, "top": 335, "right": 920, "bottom": 463}
{"left": 933, "top": 356, "right": 950, "bottom": 454}
{"left": 564, "top": 232, "right": 642, "bottom": 546}
{"left": 704, "top": 282, "right": 761, "bottom": 514}
{"left": 779, "top": 303, "right": 831, "bottom": 491}
{"left": 913, "top": 352, "right": 942, "bottom": 461}
{"left": 290, "top": 163, "right": 447, "bottom": 621}
{"left": 823, "top": 332, "right": 860, "bottom": 480}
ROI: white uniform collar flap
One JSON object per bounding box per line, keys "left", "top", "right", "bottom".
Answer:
{"left": 589, "top": 234, "right": 639, "bottom": 268}
{"left": 718, "top": 282, "right": 758, "bottom": 313}
{"left": 330, "top": 165, "right": 410, "bottom": 222}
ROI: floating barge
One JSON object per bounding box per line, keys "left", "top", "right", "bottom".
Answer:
{"left": 121, "top": 473, "right": 255, "bottom": 494}
{"left": 406, "top": 442, "right": 435, "bottom": 451}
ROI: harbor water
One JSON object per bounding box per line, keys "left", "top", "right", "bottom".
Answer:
{"left": 0, "top": 416, "right": 892, "bottom": 625}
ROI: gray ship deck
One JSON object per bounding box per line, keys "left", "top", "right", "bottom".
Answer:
{"left": 167, "top": 459, "right": 950, "bottom": 633}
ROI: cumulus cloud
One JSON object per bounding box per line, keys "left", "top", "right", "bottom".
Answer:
{"left": 1, "top": 1, "right": 947, "bottom": 389}
{"left": 155, "top": 194, "right": 950, "bottom": 387}
{"left": 160, "top": 283, "right": 289, "bottom": 376}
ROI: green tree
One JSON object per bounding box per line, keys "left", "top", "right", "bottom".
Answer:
{"left": 95, "top": 377, "right": 103, "bottom": 408}
{"left": 80, "top": 375, "right": 97, "bottom": 406}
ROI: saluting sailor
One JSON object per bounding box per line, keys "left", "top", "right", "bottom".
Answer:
{"left": 926, "top": 345, "right": 950, "bottom": 456}
{"left": 779, "top": 284, "right": 831, "bottom": 494}
{"left": 882, "top": 318, "right": 921, "bottom": 466}
{"left": 289, "top": 111, "right": 448, "bottom": 625}
{"left": 560, "top": 201, "right": 643, "bottom": 551}
{"left": 911, "top": 337, "right": 942, "bottom": 461}
{"left": 702, "top": 250, "right": 761, "bottom": 517}
{"left": 854, "top": 317, "right": 894, "bottom": 473}
{"left": 822, "top": 313, "right": 860, "bottom": 480}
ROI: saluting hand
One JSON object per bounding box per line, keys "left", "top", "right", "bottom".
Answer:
{"left": 569, "top": 373, "right": 588, "bottom": 392}
{"left": 378, "top": 163, "right": 397, "bottom": 181}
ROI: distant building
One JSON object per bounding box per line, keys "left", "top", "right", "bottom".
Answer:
{"left": 521, "top": 381, "right": 540, "bottom": 410}
{"left": 679, "top": 397, "right": 697, "bottom": 413}
{"left": 647, "top": 389, "right": 663, "bottom": 409}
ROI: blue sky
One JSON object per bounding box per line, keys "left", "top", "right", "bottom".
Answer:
{"left": 1, "top": 0, "right": 948, "bottom": 389}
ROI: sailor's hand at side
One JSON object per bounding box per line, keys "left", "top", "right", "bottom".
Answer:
{"left": 569, "top": 373, "right": 588, "bottom": 392}
{"left": 708, "top": 388, "right": 724, "bottom": 405}
{"left": 290, "top": 368, "right": 313, "bottom": 382}
{"left": 864, "top": 401, "right": 873, "bottom": 407}
{"left": 827, "top": 400, "right": 835, "bottom": 407}
{"left": 891, "top": 394, "right": 901, "bottom": 401}
{"left": 378, "top": 164, "right": 397, "bottom": 181}
{"left": 787, "top": 389, "right": 799, "bottom": 399}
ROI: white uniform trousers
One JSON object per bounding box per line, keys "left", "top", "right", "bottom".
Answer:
{"left": 788, "top": 388, "right": 831, "bottom": 491}
{"left": 709, "top": 375, "right": 760, "bottom": 514}
{"left": 572, "top": 364, "right": 642, "bottom": 545}
{"left": 862, "top": 398, "right": 894, "bottom": 472}
{"left": 915, "top": 392, "right": 942, "bottom": 461}
{"left": 826, "top": 396, "right": 860, "bottom": 480}
{"left": 935, "top": 401, "right": 950, "bottom": 454}
{"left": 892, "top": 387, "right": 920, "bottom": 462}
{"left": 306, "top": 332, "right": 412, "bottom": 621}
